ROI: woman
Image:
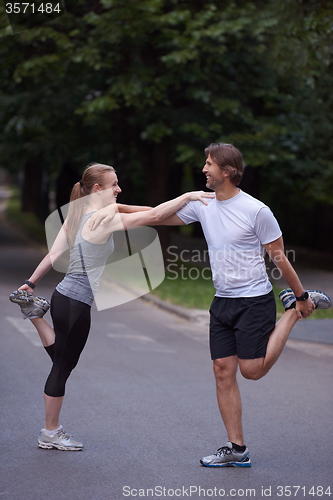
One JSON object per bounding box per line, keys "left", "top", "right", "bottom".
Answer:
{"left": 10, "top": 162, "right": 213, "bottom": 451}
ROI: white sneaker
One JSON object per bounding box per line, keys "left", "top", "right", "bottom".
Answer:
{"left": 307, "top": 289, "right": 332, "bottom": 309}
{"left": 10, "top": 290, "right": 50, "bottom": 319}
{"left": 279, "top": 289, "right": 331, "bottom": 310}
{"left": 38, "top": 426, "right": 83, "bottom": 451}
{"left": 200, "top": 442, "right": 251, "bottom": 467}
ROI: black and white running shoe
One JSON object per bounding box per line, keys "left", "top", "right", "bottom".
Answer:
{"left": 9, "top": 290, "right": 50, "bottom": 319}
{"left": 279, "top": 288, "right": 332, "bottom": 310}
{"left": 200, "top": 442, "right": 251, "bottom": 467}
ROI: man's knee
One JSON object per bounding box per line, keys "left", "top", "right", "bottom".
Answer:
{"left": 213, "top": 356, "right": 238, "bottom": 383}
{"left": 240, "top": 368, "right": 264, "bottom": 380}
{"left": 238, "top": 359, "right": 267, "bottom": 380}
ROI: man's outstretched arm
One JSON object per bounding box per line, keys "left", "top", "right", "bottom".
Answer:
{"left": 264, "top": 237, "right": 315, "bottom": 319}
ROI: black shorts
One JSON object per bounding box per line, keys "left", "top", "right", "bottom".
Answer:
{"left": 209, "top": 290, "right": 276, "bottom": 360}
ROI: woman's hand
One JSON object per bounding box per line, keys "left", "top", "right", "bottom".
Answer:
{"left": 89, "top": 203, "right": 119, "bottom": 231}
{"left": 18, "top": 284, "right": 34, "bottom": 293}
{"left": 186, "top": 191, "right": 215, "bottom": 205}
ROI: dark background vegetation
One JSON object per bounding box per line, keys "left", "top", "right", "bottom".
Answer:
{"left": 1, "top": 0, "right": 332, "bottom": 253}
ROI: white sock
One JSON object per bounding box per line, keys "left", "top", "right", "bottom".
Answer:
{"left": 43, "top": 425, "right": 62, "bottom": 435}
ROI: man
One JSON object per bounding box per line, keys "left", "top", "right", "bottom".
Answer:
{"left": 87, "top": 143, "right": 331, "bottom": 466}
{"left": 158, "top": 142, "right": 331, "bottom": 467}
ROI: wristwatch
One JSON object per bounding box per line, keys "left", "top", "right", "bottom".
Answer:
{"left": 295, "top": 291, "right": 309, "bottom": 301}
{"left": 24, "top": 279, "right": 36, "bottom": 289}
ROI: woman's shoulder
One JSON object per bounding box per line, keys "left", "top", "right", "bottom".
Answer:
{"left": 80, "top": 212, "right": 113, "bottom": 245}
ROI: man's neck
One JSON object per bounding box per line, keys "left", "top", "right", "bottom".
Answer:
{"left": 215, "top": 185, "right": 240, "bottom": 201}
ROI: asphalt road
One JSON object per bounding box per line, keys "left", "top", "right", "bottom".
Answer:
{"left": 0, "top": 214, "right": 332, "bottom": 500}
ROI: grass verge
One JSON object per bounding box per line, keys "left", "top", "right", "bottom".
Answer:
{"left": 152, "top": 262, "right": 333, "bottom": 319}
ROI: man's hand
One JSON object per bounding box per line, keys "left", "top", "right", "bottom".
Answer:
{"left": 89, "top": 203, "right": 118, "bottom": 230}
{"left": 295, "top": 298, "right": 315, "bottom": 319}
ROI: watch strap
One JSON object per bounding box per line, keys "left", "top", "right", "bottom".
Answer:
{"left": 295, "top": 291, "right": 309, "bottom": 301}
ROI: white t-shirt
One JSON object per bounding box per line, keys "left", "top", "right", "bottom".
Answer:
{"left": 176, "top": 190, "right": 282, "bottom": 298}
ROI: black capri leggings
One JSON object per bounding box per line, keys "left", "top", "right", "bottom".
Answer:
{"left": 44, "top": 289, "right": 91, "bottom": 398}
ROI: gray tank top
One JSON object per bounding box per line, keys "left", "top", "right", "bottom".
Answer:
{"left": 56, "top": 212, "right": 114, "bottom": 306}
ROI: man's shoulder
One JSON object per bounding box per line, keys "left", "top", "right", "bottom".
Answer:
{"left": 237, "top": 190, "right": 268, "bottom": 210}
{"left": 176, "top": 196, "right": 215, "bottom": 225}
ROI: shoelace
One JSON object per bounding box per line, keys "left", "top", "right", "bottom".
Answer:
{"left": 57, "top": 428, "right": 72, "bottom": 440}
{"left": 215, "top": 446, "right": 232, "bottom": 457}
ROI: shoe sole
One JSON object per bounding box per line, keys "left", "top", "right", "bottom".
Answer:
{"left": 200, "top": 456, "right": 251, "bottom": 467}
{"left": 10, "top": 291, "right": 50, "bottom": 307}
{"left": 200, "top": 460, "right": 251, "bottom": 467}
{"left": 9, "top": 296, "right": 34, "bottom": 305}
{"left": 38, "top": 441, "right": 83, "bottom": 451}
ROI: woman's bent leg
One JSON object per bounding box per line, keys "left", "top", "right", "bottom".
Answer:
{"left": 30, "top": 318, "right": 55, "bottom": 347}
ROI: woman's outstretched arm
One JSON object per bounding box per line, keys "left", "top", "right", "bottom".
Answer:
{"left": 18, "top": 223, "right": 69, "bottom": 292}
{"left": 88, "top": 191, "right": 214, "bottom": 235}
{"left": 116, "top": 203, "right": 152, "bottom": 213}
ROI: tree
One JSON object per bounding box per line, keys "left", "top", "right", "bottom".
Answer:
{"left": 0, "top": 0, "right": 332, "bottom": 251}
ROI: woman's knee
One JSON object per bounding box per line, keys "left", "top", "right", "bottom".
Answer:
{"left": 44, "top": 364, "right": 73, "bottom": 397}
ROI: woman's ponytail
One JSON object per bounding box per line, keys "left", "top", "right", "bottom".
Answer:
{"left": 65, "top": 163, "right": 115, "bottom": 247}
{"left": 66, "top": 182, "right": 86, "bottom": 247}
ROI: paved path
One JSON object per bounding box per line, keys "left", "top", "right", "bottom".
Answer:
{"left": 0, "top": 194, "right": 332, "bottom": 500}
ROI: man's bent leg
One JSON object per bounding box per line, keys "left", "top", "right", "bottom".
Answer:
{"left": 239, "top": 308, "right": 298, "bottom": 380}
{"left": 213, "top": 355, "right": 244, "bottom": 445}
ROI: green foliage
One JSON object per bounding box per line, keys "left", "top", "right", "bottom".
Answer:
{"left": 0, "top": 0, "right": 332, "bottom": 250}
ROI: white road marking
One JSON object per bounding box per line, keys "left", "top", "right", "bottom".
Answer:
{"left": 107, "top": 333, "right": 176, "bottom": 353}
{"left": 167, "top": 322, "right": 209, "bottom": 346}
{"left": 107, "top": 320, "right": 208, "bottom": 348}
{"left": 5, "top": 316, "right": 42, "bottom": 347}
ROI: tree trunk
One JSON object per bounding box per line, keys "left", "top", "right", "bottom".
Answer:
{"left": 21, "top": 156, "right": 47, "bottom": 221}
{"left": 141, "top": 138, "right": 172, "bottom": 252}
{"left": 55, "top": 161, "right": 81, "bottom": 209}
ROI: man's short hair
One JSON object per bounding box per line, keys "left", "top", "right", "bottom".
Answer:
{"left": 204, "top": 143, "right": 244, "bottom": 185}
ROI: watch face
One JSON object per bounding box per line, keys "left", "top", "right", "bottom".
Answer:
{"left": 296, "top": 291, "right": 309, "bottom": 301}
